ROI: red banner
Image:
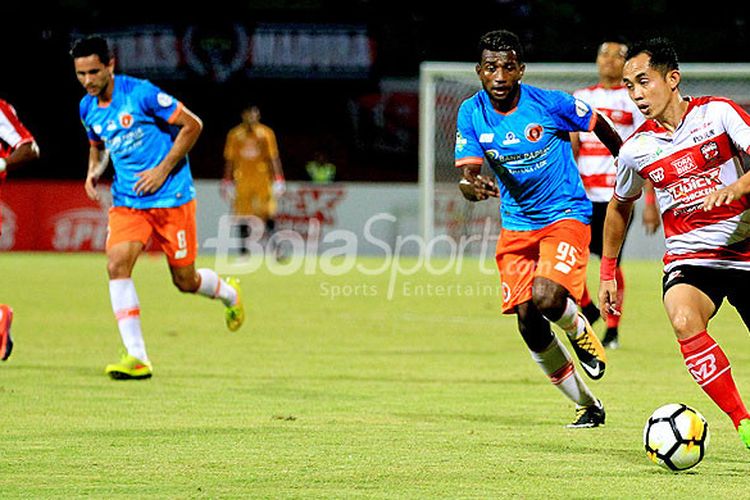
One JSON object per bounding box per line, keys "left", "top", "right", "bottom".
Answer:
{"left": 1, "top": 181, "right": 110, "bottom": 251}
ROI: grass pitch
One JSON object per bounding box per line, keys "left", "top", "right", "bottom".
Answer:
{"left": 2, "top": 252, "right": 749, "bottom": 498}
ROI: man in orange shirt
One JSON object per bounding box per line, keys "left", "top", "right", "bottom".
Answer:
{"left": 222, "top": 104, "right": 285, "bottom": 255}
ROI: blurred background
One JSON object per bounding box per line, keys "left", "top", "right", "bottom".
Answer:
{"left": 3, "top": 0, "right": 749, "bottom": 183}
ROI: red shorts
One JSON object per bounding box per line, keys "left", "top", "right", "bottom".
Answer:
{"left": 107, "top": 200, "right": 197, "bottom": 267}
{"left": 496, "top": 218, "right": 591, "bottom": 314}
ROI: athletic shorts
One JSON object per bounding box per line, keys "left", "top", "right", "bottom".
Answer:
{"left": 662, "top": 264, "right": 750, "bottom": 327}
{"left": 107, "top": 199, "right": 197, "bottom": 267}
{"left": 234, "top": 180, "right": 276, "bottom": 219}
{"left": 496, "top": 218, "right": 591, "bottom": 314}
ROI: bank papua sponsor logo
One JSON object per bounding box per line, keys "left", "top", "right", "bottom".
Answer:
{"left": 524, "top": 123, "right": 544, "bottom": 143}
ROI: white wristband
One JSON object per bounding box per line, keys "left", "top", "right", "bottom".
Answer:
{"left": 0, "top": 158, "right": 6, "bottom": 173}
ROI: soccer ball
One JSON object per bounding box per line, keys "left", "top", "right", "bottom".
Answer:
{"left": 643, "top": 403, "right": 710, "bottom": 471}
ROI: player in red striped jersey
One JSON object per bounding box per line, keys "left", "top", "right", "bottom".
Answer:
{"left": 0, "top": 98, "right": 41, "bottom": 361}
{"left": 599, "top": 38, "right": 750, "bottom": 449}
{"left": 571, "top": 38, "right": 660, "bottom": 350}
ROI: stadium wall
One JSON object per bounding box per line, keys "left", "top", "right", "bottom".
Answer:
{"left": 1, "top": 180, "right": 663, "bottom": 259}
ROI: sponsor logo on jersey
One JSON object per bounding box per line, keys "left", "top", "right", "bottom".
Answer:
{"left": 502, "top": 282, "right": 511, "bottom": 304}
{"left": 479, "top": 133, "right": 495, "bottom": 143}
{"left": 648, "top": 167, "right": 665, "bottom": 183}
{"left": 665, "top": 167, "right": 722, "bottom": 204}
{"left": 524, "top": 123, "right": 543, "bottom": 143}
{"left": 93, "top": 124, "right": 103, "bottom": 135}
{"left": 670, "top": 153, "right": 698, "bottom": 176}
{"left": 502, "top": 132, "right": 520, "bottom": 145}
{"left": 157, "top": 93, "right": 174, "bottom": 107}
{"left": 575, "top": 99, "right": 589, "bottom": 117}
{"left": 700, "top": 141, "right": 719, "bottom": 161}
{"left": 106, "top": 120, "right": 117, "bottom": 132}
{"left": 119, "top": 113, "right": 133, "bottom": 129}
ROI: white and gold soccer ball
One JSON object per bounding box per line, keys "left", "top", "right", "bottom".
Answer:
{"left": 643, "top": 403, "right": 710, "bottom": 471}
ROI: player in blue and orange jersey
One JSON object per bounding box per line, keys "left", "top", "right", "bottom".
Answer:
{"left": 71, "top": 36, "right": 245, "bottom": 380}
{"left": 0, "top": 97, "right": 41, "bottom": 362}
{"left": 456, "top": 30, "right": 622, "bottom": 427}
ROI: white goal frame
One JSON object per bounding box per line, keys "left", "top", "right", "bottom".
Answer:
{"left": 419, "top": 61, "right": 750, "bottom": 243}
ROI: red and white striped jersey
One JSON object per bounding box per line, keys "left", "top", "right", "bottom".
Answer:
{"left": 573, "top": 84, "right": 644, "bottom": 202}
{"left": 0, "top": 99, "right": 34, "bottom": 160}
{"left": 615, "top": 96, "right": 750, "bottom": 271}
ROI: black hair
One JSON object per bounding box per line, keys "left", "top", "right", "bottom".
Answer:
{"left": 477, "top": 30, "right": 524, "bottom": 63}
{"left": 626, "top": 37, "right": 679, "bottom": 74}
{"left": 70, "top": 36, "right": 112, "bottom": 65}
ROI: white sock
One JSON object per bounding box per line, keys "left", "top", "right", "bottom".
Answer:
{"left": 109, "top": 279, "right": 148, "bottom": 362}
{"left": 531, "top": 336, "right": 596, "bottom": 407}
{"left": 546, "top": 298, "right": 584, "bottom": 338}
{"left": 196, "top": 268, "right": 237, "bottom": 307}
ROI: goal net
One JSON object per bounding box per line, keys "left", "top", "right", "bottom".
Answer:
{"left": 419, "top": 62, "right": 750, "bottom": 251}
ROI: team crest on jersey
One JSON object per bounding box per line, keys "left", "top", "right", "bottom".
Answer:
{"left": 648, "top": 167, "right": 665, "bottom": 183}
{"left": 502, "top": 132, "right": 520, "bottom": 145}
{"left": 524, "top": 123, "right": 544, "bottom": 143}
{"left": 119, "top": 113, "right": 133, "bottom": 129}
{"left": 455, "top": 130, "right": 467, "bottom": 152}
{"left": 575, "top": 99, "right": 589, "bottom": 117}
{"left": 157, "top": 92, "right": 174, "bottom": 108}
{"left": 671, "top": 153, "right": 698, "bottom": 176}
{"left": 700, "top": 141, "right": 719, "bottom": 161}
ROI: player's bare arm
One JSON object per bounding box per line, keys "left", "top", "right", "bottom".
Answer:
{"left": 134, "top": 106, "right": 203, "bottom": 195}
{"left": 598, "top": 197, "right": 634, "bottom": 317}
{"left": 85, "top": 144, "right": 109, "bottom": 201}
{"left": 591, "top": 111, "right": 622, "bottom": 157}
{"left": 702, "top": 169, "right": 750, "bottom": 211}
{"left": 460, "top": 164, "right": 499, "bottom": 202}
{"left": 569, "top": 132, "right": 581, "bottom": 159}
{"left": 642, "top": 180, "right": 661, "bottom": 233}
{"left": 0, "top": 141, "right": 40, "bottom": 174}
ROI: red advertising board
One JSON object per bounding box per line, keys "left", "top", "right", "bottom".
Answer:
{"left": 0, "top": 181, "right": 110, "bottom": 251}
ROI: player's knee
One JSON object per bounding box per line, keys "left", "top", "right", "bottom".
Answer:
{"left": 669, "top": 309, "right": 704, "bottom": 338}
{"left": 107, "top": 260, "right": 131, "bottom": 279}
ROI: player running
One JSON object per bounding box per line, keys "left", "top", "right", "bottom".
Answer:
{"left": 71, "top": 36, "right": 245, "bottom": 380}
{"left": 456, "top": 30, "right": 622, "bottom": 427}
{"left": 0, "top": 97, "right": 40, "bottom": 361}
{"left": 600, "top": 37, "right": 750, "bottom": 448}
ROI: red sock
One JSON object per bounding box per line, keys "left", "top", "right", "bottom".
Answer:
{"left": 679, "top": 330, "right": 750, "bottom": 428}
{"left": 606, "top": 267, "right": 624, "bottom": 328}
{"left": 581, "top": 285, "right": 592, "bottom": 307}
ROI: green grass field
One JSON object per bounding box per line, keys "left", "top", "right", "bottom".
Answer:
{"left": 2, "top": 253, "right": 749, "bottom": 498}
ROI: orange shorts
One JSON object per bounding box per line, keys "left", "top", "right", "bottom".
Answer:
{"left": 495, "top": 218, "right": 590, "bottom": 314}
{"left": 107, "top": 199, "right": 198, "bottom": 267}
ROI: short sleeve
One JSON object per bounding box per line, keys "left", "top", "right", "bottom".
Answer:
{"left": 719, "top": 99, "right": 750, "bottom": 153}
{"left": 549, "top": 90, "right": 596, "bottom": 133}
{"left": 613, "top": 147, "right": 645, "bottom": 202}
{"left": 139, "top": 81, "right": 181, "bottom": 124}
{"left": 223, "top": 131, "right": 235, "bottom": 161}
{"left": 0, "top": 100, "right": 34, "bottom": 149}
{"left": 265, "top": 127, "right": 279, "bottom": 159}
{"left": 78, "top": 101, "right": 102, "bottom": 145}
{"left": 454, "top": 100, "right": 484, "bottom": 167}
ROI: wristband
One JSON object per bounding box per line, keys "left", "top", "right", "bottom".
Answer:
{"left": 274, "top": 174, "right": 285, "bottom": 183}
{"left": 600, "top": 256, "right": 618, "bottom": 281}
{"left": 644, "top": 191, "right": 656, "bottom": 205}
{"left": 0, "top": 158, "right": 6, "bottom": 173}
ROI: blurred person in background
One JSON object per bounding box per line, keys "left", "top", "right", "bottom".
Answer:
{"left": 571, "top": 37, "right": 660, "bottom": 349}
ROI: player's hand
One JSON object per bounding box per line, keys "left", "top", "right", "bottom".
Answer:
{"left": 134, "top": 165, "right": 169, "bottom": 196}
{"left": 642, "top": 203, "right": 661, "bottom": 234}
{"left": 85, "top": 173, "right": 100, "bottom": 201}
{"left": 220, "top": 179, "right": 235, "bottom": 201}
{"left": 273, "top": 179, "right": 286, "bottom": 197}
{"left": 702, "top": 184, "right": 743, "bottom": 211}
{"left": 459, "top": 174, "right": 499, "bottom": 202}
{"left": 598, "top": 279, "right": 621, "bottom": 318}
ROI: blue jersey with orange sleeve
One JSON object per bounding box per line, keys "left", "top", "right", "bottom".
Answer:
{"left": 79, "top": 74, "right": 195, "bottom": 209}
{"left": 455, "top": 84, "right": 596, "bottom": 231}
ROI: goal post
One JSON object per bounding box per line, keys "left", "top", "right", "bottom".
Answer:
{"left": 419, "top": 61, "right": 750, "bottom": 247}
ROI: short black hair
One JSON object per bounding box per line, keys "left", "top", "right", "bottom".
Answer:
{"left": 70, "top": 36, "right": 112, "bottom": 65}
{"left": 626, "top": 37, "right": 679, "bottom": 75}
{"left": 478, "top": 30, "right": 524, "bottom": 63}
